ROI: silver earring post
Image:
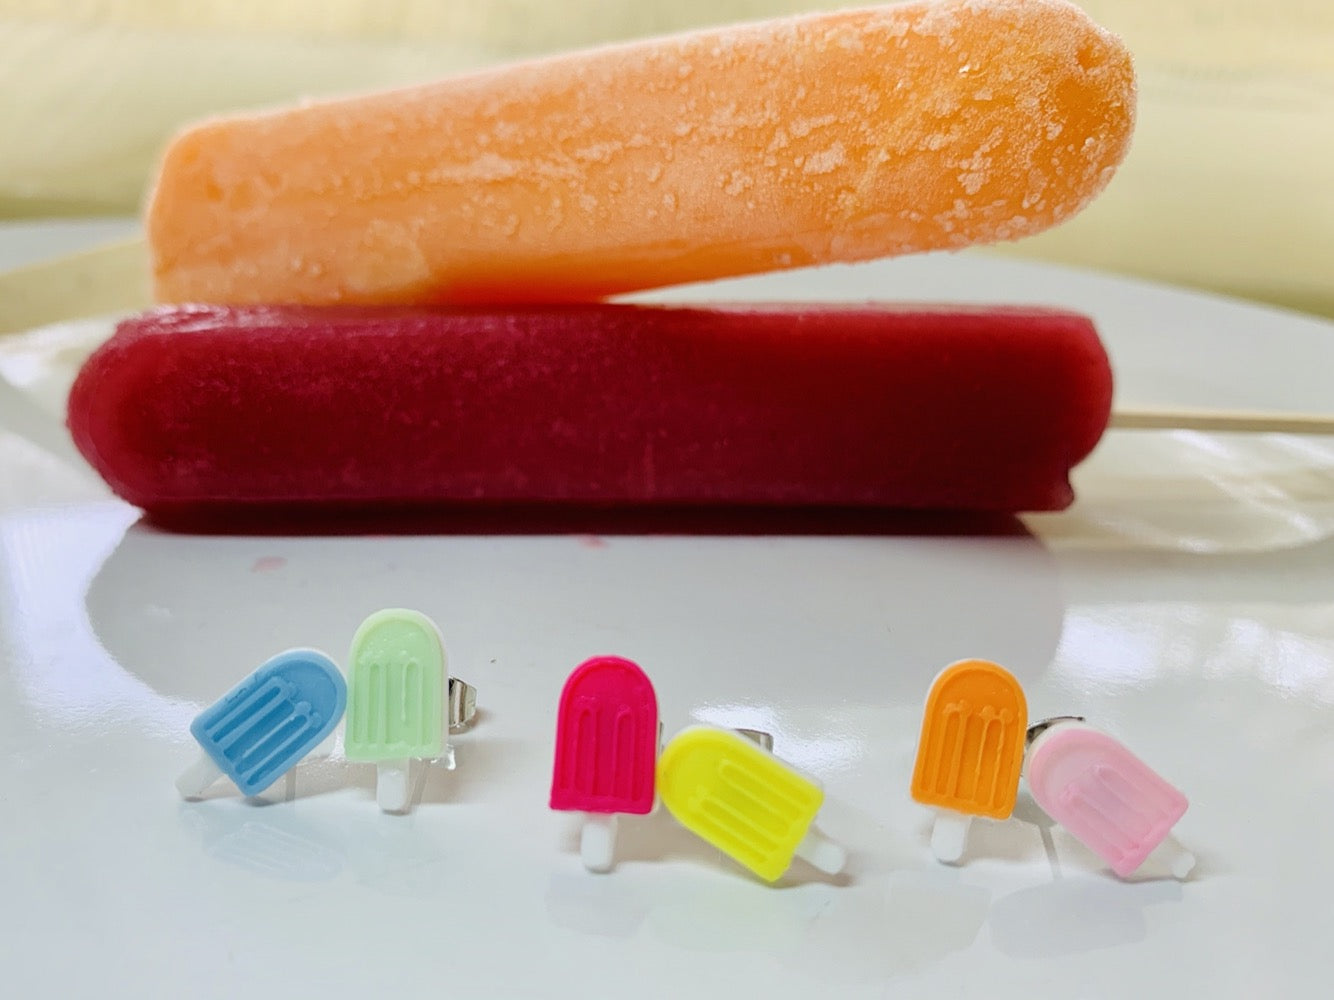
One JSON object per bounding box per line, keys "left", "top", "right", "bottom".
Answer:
{"left": 448, "top": 676, "right": 478, "bottom": 730}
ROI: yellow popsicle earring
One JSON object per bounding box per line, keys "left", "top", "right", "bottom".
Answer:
{"left": 657, "top": 725, "right": 847, "bottom": 883}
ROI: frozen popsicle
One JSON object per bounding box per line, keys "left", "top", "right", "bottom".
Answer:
{"left": 550, "top": 655, "right": 659, "bottom": 873}
{"left": 66, "top": 302, "right": 1113, "bottom": 523}
{"left": 176, "top": 648, "right": 347, "bottom": 800}
{"left": 1026, "top": 719, "right": 1193, "bottom": 879}
{"left": 145, "top": 0, "right": 1135, "bottom": 306}
{"left": 910, "top": 659, "right": 1028, "bottom": 863}
{"left": 344, "top": 608, "right": 448, "bottom": 813}
{"left": 657, "top": 725, "right": 846, "bottom": 883}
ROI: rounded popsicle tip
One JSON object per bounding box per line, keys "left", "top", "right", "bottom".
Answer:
{"left": 866, "top": 0, "right": 1137, "bottom": 253}
{"left": 145, "top": 117, "right": 288, "bottom": 306}
{"left": 350, "top": 608, "right": 446, "bottom": 659}
{"left": 66, "top": 317, "right": 170, "bottom": 510}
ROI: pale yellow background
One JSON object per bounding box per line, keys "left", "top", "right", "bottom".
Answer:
{"left": 2, "top": 1, "right": 1331, "bottom": 316}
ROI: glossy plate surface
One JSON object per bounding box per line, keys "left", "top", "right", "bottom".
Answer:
{"left": 2, "top": 222, "right": 1332, "bottom": 997}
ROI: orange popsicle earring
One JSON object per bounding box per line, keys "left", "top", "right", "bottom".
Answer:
{"left": 910, "top": 659, "right": 1028, "bottom": 863}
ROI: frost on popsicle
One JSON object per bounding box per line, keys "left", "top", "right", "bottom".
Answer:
{"left": 146, "top": 0, "right": 1136, "bottom": 306}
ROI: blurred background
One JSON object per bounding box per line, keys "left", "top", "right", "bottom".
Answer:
{"left": 1, "top": 0, "right": 1331, "bottom": 317}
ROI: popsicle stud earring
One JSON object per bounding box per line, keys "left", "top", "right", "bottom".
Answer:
{"left": 1024, "top": 717, "right": 1194, "bottom": 880}
{"left": 548, "top": 656, "right": 785, "bottom": 875}
{"left": 657, "top": 725, "right": 848, "bottom": 883}
{"left": 176, "top": 649, "right": 347, "bottom": 800}
{"left": 909, "top": 659, "right": 1028, "bottom": 864}
{"left": 344, "top": 608, "right": 478, "bottom": 814}
{"left": 549, "top": 656, "right": 660, "bottom": 873}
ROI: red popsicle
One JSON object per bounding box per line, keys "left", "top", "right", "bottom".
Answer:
{"left": 66, "top": 303, "right": 1112, "bottom": 522}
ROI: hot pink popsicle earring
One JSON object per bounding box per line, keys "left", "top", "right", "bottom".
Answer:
{"left": 1025, "top": 717, "right": 1195, "bottom": 880}
{"left": 548, "top": 655, "right": 779, "bottom": 876}
{"left": 549, "top": 656, "right": 660, "bottom": 873}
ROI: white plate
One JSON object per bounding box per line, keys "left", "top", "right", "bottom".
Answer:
{"left": 2, "top": 222, "right": 1332, "bottom": 998}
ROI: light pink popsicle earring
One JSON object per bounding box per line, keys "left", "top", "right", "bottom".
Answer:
{"left": 1025, "top": 717, "right": 1195, "bottom": 880}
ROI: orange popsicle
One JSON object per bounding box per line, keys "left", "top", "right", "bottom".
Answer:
{"left": 147, "top": 0, "right": 1135, "bottom": 306}
{"left": 911, "top": 659, "right": 1027, "bottom": 818}
{"left": 910, "top": 659, "right": 1027, "bottom": 863}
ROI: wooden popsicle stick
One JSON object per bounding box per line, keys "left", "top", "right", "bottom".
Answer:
{"left": 1109, "top": 407, "right": 1334, "bottom": 435}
